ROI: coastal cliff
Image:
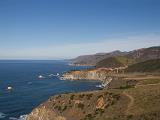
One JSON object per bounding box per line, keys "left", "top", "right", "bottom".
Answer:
{"left": 61, "top": 69, "right": 107, "bottom": 80}
{"left": 26, "top": 46, "right": 160, "bottom": 120}
{"left": 27, "top": 74, "right": 160, "bottom": 120}
{"left": 61, "top": 67, "right": 126, "bottom": 81}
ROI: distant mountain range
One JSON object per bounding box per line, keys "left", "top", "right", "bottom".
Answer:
{"left": 70, "top": 46, "right": 160, "bottom": 67}
{"left": 70, "top": 50, "right": 128, "bottom": 66}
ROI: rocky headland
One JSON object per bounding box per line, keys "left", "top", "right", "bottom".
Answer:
{"left": 26, "top": 72, "right": 160, "bottom": 120}
{"left": 61, "top": 67, "right": 127, "bottom": 81}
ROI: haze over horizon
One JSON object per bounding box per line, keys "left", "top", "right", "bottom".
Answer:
{"left": 0, "top": 0, "right": 160, "bottom": 59}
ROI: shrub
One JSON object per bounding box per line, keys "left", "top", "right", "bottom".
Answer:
{"left": 84, "top": 114, "right": 93, "bottom": 120}
{"left": 78, "top": 103, "right": 84, "bottom": 110}
{"left": 79, "top": 94, "right": 85, "bottom": 98}
{"left": 62, "top": 105, "right": 67, "bottom": 111}
{"left": 127, "top": 115, "right": 133, "bottom": 119}
{"left": 113, "top": 94, "right": 120, "bottom": 100}
{"left": 70, "top": 95, "right": 75, "bottom": 100}
{"left": 54, "top": 105, "right": 58, "bottom": 109}
{"left": 97, "top": 95, "right": 103, "bottom": 98}
{"left": 57, "top": 106, "right": 62, "bottom": 111}
{"left": 119, "top": 85, "right": 132, "bottom": 89}
{"left": 86, "top": 94, "right": 93, "bottom": 100}
{"left": 104, "top": 92, "right": 108, "bottom": 95}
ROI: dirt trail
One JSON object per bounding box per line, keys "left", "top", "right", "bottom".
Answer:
{"left": 136, "top": 83, "right": 160, "bottom": 88}
{"left": 123, "top": 91, "right": 134, "bottom": 115}
{"left": 123, "top": 83, "right": 160, "bottom": 115}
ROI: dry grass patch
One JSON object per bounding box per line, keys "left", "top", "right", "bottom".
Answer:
{"left": 124, "top": 84, "right": 160, "bottom": 115}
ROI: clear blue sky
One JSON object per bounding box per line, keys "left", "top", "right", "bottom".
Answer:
{"left": 0, "top": 0, "right": 160, "bottom": 59}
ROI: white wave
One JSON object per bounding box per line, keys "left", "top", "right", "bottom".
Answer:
{"left": 48, "top": 73, "right": 60, "bottom": 77}
{"left": 9, "top": 117, "right": 17, "bottom": 120}
{"left": 0, "top": 112, "right": 6, "bottom": 119}
{"left": 38, "top": 75, "right": 45, "bottom": 79}
{"left": 18, "top": 115, "right": 27, "bottom": 120}
{"left": 96, "top": 84, "right": 103, "bottom": 88}
{"left": 9, "top": 115, "right": 27, "bottom": 120}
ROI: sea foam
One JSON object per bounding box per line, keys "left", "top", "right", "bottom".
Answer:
{"left": 9, "top": 115, "right": 27, "bottom": 120}
{"left": 0, "top": 112, "right": 6, "bottom": 118}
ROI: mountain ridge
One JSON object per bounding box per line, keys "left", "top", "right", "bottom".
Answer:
{"left": 70, "top": 50, "right": 128, "bottom": 66}
{"left": 70, "top": 46, "right": 160, "bottom": 66}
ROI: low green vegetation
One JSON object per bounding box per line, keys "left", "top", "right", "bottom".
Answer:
{"left": 118, "top": 85, "right": 133, "bottom": 89}
{"left": 115, "top": 56, "right": 136, "bottom": 65}
{"left": 86, "top": 94, "right": 93, "bottom": 100}
{"left": 70, "top": 94, "right": 75, "bottom": 100}
{"left": 79, "top": 94, "right": 85, "bottom": 98}
{"left": 96, "top": 57, "right": 124, "bottom": 68}
{"left": 138, "top": 78, "right": 160, "bottom": 85}
{"left": 126, "top": 59, "right": 160, "bottom": 72}
{"left": 84, "top": 113, "right": 94, "bottom": 120}
{"left": 96, "top": 56, "right": 136, "bottom": 68}
{"left": 62, "top": 105, "right": 67, "bottom": 111}
{"left": 78, "top": 103, "right": 85, "bottom": 110}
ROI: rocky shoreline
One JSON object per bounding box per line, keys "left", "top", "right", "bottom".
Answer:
{"left": 26, "top": 70, "right": 160, "bottom": 120}
{"left": 26, "top": 46, "right": 160, "bottom": 120}
{"left": 26, "top": 68, "right": 114, "bottom": 120}
{"left": 68, "top": 63, "right": 94, "bottom": 67}
{"left": 61, "top": 67, "right": 126, "bottom": 80}
{"left": 26, "top": 68, "right": 130, "bottom": 120}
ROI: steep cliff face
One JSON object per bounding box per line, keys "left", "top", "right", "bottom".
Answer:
{"left": 61, "top": 68, "right": 125, "bottom": 81}
{"left": 62, "top": 69, "right": 108, "bottom": 80}
{"left": 27, "top": 106, "right": 66, "bottom": 120}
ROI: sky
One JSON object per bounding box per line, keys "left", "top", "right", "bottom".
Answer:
{"left": 0, "top": 0, "right": 160, "bottom": 59}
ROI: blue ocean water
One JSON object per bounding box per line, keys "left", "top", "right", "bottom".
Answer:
{"left": 0, "top": 60, "right": 101, "bottom": 120}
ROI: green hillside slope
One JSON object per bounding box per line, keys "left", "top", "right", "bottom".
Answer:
{"left": 126, "top": 59, "right": 160, "bottom": 72}
{"left": 96, "top": 57, "right": 124, "bottom": 68}
{"left": 71, "top": 46, "right": 160, "bottom": 66}
{"left": 96, "top": 56, "right": 135, "bottom": 68}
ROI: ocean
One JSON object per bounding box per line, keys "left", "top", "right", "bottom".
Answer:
{"left": 0, "top": 60, "right": 101, "bottom": 120}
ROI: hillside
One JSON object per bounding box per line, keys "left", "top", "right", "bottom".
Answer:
{"left": 96, "top": 57, "right": 125, "bottom": 68}
{"left": 27, "top": 74, "right": 160, "bottom": 120}
{"left": 126, "top": 59, "right": 160, "bottom": 72}
{"left": 126, "top": 46, "right": 160, "bottom": 62}
{"left": 96, "top": 56, "right": 135, "bottom": 68}
{"left": 70, "top": 50, "right": 127, "bottom": 66}
{"left": 27, "top": 46, "right": 160, "bottom": 120}
{"left": 70, "top": 46, "right": 160, "bottom": 66}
